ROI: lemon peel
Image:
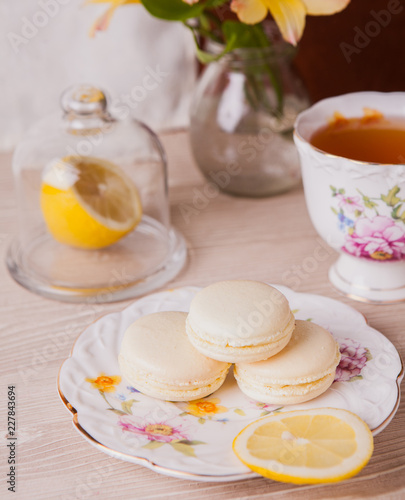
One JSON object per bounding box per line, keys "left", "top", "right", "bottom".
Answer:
{"left": 40, "top": 155, "right": 142, "bottom": 249}
{"left": 233, "top": 408, "right": 373, "bottom": 484}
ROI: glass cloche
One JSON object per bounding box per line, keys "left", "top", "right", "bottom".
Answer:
{"left": 7, "top": 84, "right": 187, "bottom": 302}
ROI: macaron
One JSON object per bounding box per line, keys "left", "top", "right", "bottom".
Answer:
{"left": 234, "top": 320, "right": 341, "bottom": 404}
{"left": 118, "top": 311, "right": 231, "bottom": 401}
{"left": 186, "top": 280, "right": 295, "bottom": 363}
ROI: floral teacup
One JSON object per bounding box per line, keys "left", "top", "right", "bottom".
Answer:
{"left": 294, "top": 92, "right": 405, "bottom": 303}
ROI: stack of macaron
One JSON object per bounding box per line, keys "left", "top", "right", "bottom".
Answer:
{"left": 118, "top": 280, "right": 341, "bottom": 404}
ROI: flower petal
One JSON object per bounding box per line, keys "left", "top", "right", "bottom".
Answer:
{"left": 263, "top": 0, "right": 306, "bottom": 45}
{"left": 89, "top": 5, "right": 118, "bottom": 36}
{"left": 88, "top": 0, "right": 140, "bottom": 37}
{"left": 230, "top": 0, "right": 268, "bottom": 25}
{"left": 383, "top": 225, "right": 405, "bottom": 243}
{"left": 302, "top": 0, "right": 350, "bottom": 15}
{"left": 86, "top": 0, "right": 139, "bottom": 5}
{"left": 355, "top": 216, "right": 394, "bottom": 237}
{"left": 206, "top": 398, "right": 220, "bottom": 404}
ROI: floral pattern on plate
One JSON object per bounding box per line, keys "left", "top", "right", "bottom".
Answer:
{"left": 334, "top": 338, "right": 372, "bottom": 383}
{"left": 59, "top": 286, "right": 403, "bottom": 482}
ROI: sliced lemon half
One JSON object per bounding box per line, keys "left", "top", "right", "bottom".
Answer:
{"left": 40, "top": 155, "right": 142, "bottom": 249}
{"left": 233, "top": 408, "right": 373, "bottom": 484}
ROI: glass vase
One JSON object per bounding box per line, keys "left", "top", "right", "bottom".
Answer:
{"left": 190, "top": 41, "right": 309, "bottom": 197}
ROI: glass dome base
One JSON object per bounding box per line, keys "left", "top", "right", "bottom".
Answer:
{"left": 7, "top": 217, "right": 187, "bottom": 303}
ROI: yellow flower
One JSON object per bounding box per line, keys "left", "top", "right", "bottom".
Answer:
{"left": 230, "top": 0, "right": 351, "bottom": 45}
{"left": 86, "top": 373, "right": 122, "bottom": 392}
{"left": 86, "top": 0, "right": 140, "bottom": 37}
{"left": 186, "top": 398, "right": 228, "bottom": 417}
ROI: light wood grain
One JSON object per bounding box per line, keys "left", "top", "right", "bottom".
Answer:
{"left": 0, "top": 131, "right": 404, "bottom": 500}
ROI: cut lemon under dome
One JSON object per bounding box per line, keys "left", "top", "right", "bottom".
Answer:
{"left": 40, "top": 156, "right": 142, "bottom": 249}
{"left": 233, "top": 408, "right": 373, "bottom": 484}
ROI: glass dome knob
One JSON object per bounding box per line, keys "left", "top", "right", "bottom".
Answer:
{"left": 61, "top": 84, "right": 107, "bottom": 116}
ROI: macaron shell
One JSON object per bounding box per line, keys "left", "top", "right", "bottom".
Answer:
{"left": 187, "top": 281, "right": 294, "bottom": 347}
{"left": 118, "top": 311, "right": 231, "bottom": 401}
{"left": 119, "top": 355, "right": 229, "bottom": 401}
{"left": 119, "top": 311, "right": 230, "bottom": 385}
{"left": 235, "top": 320, "right": 341, "bottom": 385}
{"left": 234, "top": 370, "right": 336, "bottom": 405}
{"left": 186, "top": 315, "right": 294, "bottom": 363}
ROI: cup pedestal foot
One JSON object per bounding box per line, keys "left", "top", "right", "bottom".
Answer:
{"left": 329, "top": 253, "right": 405, "bottom": 304}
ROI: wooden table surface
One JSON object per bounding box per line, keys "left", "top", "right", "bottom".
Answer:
{"left": 1, "top": 131, "right": 404, "bottom": 500}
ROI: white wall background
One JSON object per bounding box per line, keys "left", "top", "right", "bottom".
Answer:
{"left": 0, "top": 0, "right": 196, "bottom": 151}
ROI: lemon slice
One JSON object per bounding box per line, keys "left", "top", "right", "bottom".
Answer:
{"left": 233, "top": 408, "right": 373, "bottom": 484}
{"left": 40, "top": 156, "right": 142, "bottom": 249}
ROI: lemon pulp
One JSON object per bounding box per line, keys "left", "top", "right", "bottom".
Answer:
{"left": 233, "top": 408, "right": 373, "bottom": 484}
{"left": 40, "top": 156, "right": 142, "bottom": 249}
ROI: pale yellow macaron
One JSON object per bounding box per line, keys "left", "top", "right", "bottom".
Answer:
{"left": 186, "top": 280, "right": 295, "bottom": 363}
{"left": 118, "top": 311, "right": 231, "bottom": 401}
{"left": 234, "top": 320, "right": 341, "bottom": 404}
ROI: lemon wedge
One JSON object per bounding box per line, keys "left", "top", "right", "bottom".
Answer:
{"left": 40, "top": 156, "right": 142, "bottom": 249}
{"left": 233, "top": 408, "right": 373, "bottom": 484}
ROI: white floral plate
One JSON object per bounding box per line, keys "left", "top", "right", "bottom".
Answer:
{"left": 58, "top": 286, "right": 404, "bottom": 482}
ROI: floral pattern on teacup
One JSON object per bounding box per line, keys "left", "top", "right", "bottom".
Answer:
{"left": 331, "top": 185, "right": 405, "bottom": 260}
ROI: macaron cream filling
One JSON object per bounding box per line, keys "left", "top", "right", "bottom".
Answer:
{"left": 234, "top": 368, "right": 336, "bottom": 396}
{"left": 119, "top": 355, "right": 230, "bottom": 391}
{"left": 234, "top": 320, "right": 341, "bottom": 404}
{"left": 186, "top": 311, "right": 295, "bottom": 348}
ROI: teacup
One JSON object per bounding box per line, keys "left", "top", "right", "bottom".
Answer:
{"left": 294, "top": 92, "right": 405, "bottom": 303}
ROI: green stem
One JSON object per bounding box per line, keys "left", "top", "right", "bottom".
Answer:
{"left": 263, "top": 62, "right": 284, "bottom": 115}
{"left": 247, "top": 24, "right": 284, "bottom": 114}
{"left": 243, "top": 61, "right": 283, "bottom": 117}
{"left": 244, "top": 79, "right": 260, "bottom": 112}
{"left": 99, "top": 390, "right": 114, "bottom": 410}
{"left": 187, "top": 18, "right": 285, "bottom": 117}
{"left": 204, "top": 10, "right": 224, "bottom": 30}
{"left": 183, "top": 21, "right": 234, "bottom": 64}
{"left": 188, "top": 18, "right": 223, "bottom": 44}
